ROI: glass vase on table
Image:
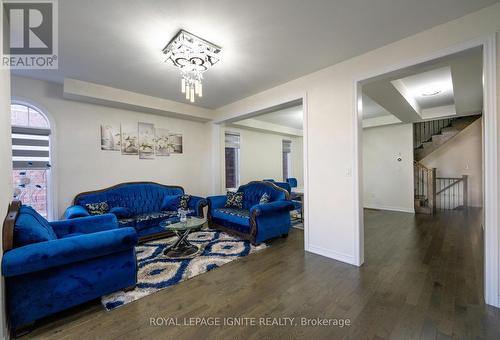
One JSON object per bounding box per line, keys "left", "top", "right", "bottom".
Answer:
{"left": 177, "top": 208, "right": 195, "bottom": 223}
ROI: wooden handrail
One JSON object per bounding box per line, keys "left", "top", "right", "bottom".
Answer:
{"left": 414, "top": 161, "right": 430, "bottom": 171}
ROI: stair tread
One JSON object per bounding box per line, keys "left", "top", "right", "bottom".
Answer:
{"left": 441, "top": 127, "right": 460, "bottom": 133}
{"left": 414, "top": 114, "right": 481, "bottom": 161}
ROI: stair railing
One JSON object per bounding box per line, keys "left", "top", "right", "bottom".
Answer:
{"left": 436, "top": 175, "right": 468, "bottom": 210}
{"left": 413, "top": 118, "right": 454, "bottom": 149}
{"left": 414, "top": 161, "right": 436, "bottom": 214}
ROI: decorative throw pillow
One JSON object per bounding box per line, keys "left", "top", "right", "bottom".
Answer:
{"left": 179, "top": 194, "right": 191, "bottom": 210}
{"left": 161, "top": 194, "right": 181, "bottom": 211}
{"left": 14, "top": 206, "right": 58, "bottom": 247}
{"left": 109, "top": 206, "right": 131, "bottom": 219}
{"left": 225, "top": 191, "right": 244, "bottom": 209}
{"left": 85, "top": 202, "right": 109, "bottom": 215}
{"left": 259, "top": 192, "right": 271, "bottom": 204}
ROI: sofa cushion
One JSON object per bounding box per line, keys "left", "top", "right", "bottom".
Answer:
{"left": 109, "top": 206, "right": 131, "bottom": 218}
{"left": 60, "top": 232, "right": 85, "bottom": 239}
{"left": 118, "top": 218, "right": 136, "bottom": 228}
{"left": 259, "top": 193, "right": 270, "bottom": 204}
{"left": 14, "top": 206, "right": 58, "bottom": 247}
{"left": 179, "top": 194, "right": 191, "bottom": 210}
{"left": 134, "top": 211, "right": 177, "bottom": 230}
{"left": 213, "top": 208, "right": 250, "bottom": 226}
{"left": 225, "top": 191, "right": 244, "bottom": 209}
{"left": 85, "top": 202, "right": 109, "bottom": 215}
{"left": 64, "top": 205, "right": 90, "bottom": 219}
{"left": 161, "top": 195, "right": 181, "bottom": 211}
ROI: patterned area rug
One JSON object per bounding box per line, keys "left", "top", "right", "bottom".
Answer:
{"left": 102, "top": 229, "right": 267, "bottom": 310}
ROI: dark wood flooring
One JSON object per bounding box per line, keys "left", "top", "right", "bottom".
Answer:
{"left": 23, "top": 209, "right": 500, "bottom": 339}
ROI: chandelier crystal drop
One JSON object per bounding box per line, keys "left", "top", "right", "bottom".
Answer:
{"left": 163, "top": 30, "right": 221, "bottom": 103}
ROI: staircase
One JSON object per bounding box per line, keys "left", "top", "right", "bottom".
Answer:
{"left": 413, "top": 115, "right": 480, "bottom": 214}
{"left": 414, "top": 161, "right": 436, "bottom": 214}
{"left": 414, "top": 115, "right": 481, "bottom": 161}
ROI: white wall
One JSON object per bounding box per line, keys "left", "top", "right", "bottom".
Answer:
{"left": 421, "top": 118, "right": 483, "bottom": 207}
{"left": 0, "top": 4, "right": 11, "bottom": 338}
{"left": 223, "top": 126, "right": 303, "bottom": 187}
{"left": 214, "top": 4, "right": 500, "bottom": 265}
{"left": 11, "top": 76, "right": 212, "bottom": 218}
{"left": 363, "top": 124, "right": 414, "bottom": 213}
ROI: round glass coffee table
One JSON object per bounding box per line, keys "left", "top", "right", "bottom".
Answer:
{"left": 160, "top": 217, "right": 205, "bottom": 258}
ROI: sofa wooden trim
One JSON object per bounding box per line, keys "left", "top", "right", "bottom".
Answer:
{"left": 246, "top": 180, "right": 291, "bottom": 200}
{"left": 138, "top": 230, "right": 175, "bottom": 243}
{"left": 3, "top": 201, "right": 21, "bottom": 253}
{"left": 208, "top": 221, "right": 258, "bottom": 245}
{"left": 73, "top": 181, "right": 185, "bottom": 204}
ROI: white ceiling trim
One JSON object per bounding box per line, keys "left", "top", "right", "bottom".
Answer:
{"left": 230, "top": 118, "right": 303, "bottom": 137}
{"left": 63, "top": 78, "right": 215, "bottom": 122}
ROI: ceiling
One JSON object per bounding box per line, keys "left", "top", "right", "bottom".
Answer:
{"left": 252, "top": 106, "right": 303, "bottom": 130}
{"left": 392, "top": 66, "right": 455, "bottom": 110}
{"left": 362, "top": 95, "right": 391, "bottom": 119}
{"left": 13, "top": 0, "right": 499, "bottom": 109}
{"left": 362, "top": 46, "right": 483, "bottom": 126}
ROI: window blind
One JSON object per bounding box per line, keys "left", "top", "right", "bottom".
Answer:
{"left": 282, "top": 140, "right": 292, "bottom": 153}
{"left": 12, "top": 126, "right": 51, "bottom": 169}
{"left": 225, "top": 132, "right": 240, "bottom": 148}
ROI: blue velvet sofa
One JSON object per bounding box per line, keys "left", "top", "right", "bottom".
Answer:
{"left": 1, "top": 201, "right": 138, "bottom": 336}
{"left": 207, "top": 181, "right": 295, "bottom": 244}
{"left": 64, "top": 182, "right": 207, "bottom": 242}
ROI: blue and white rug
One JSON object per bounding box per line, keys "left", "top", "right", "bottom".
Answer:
{"left": 101, "top": 229, "right": 267, "bottom": 311}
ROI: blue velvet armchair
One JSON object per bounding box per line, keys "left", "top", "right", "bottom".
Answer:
{"left": 273, "top": 181, "right": 303, "bottom": 222}
{"left": 1, "top": 202, "right": 138, "bottom": 336}
{"left": 64, "top": 182, "right": 207, "bottom": 242}
{"left": 286, "top": 177, "right": 298, "bottom": 188}
{"left": 207, "top": 181, "right": 295, "bottom": 244}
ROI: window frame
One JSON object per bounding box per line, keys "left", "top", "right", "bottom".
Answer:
{"left": 282, "top": 139, "right": 292, "bottom": 181}
{"left": 10, "top": 101, "right": 54, "bottom": 220}
{"left": 224, "top": 131, "right": 241, "bottom": 190}
{"left": 10, "top": 102, "right": 50, "bottom": 129}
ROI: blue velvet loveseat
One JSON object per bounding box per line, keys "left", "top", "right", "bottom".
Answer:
{"left": 64, "top": 182, "right": 207, "bottom": 242}
{"left": 1, "top": 201, "right": 138, "bottom": 336}
{"left": 207, "top": 181, "right": 295, "bottom": 244}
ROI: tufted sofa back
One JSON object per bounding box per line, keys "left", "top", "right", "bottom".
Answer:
{"left": 238, "top": 181, "right": 289, "bottom": 210}
{"left": 74, "top": 182, "right": 184, "bottom": 215}
{"left": 273, "top": 181, "right": 292, "bottom": 194}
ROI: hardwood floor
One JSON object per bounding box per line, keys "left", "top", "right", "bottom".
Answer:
{"left": 23, "top": 209, "right": 500, "bottom": 339}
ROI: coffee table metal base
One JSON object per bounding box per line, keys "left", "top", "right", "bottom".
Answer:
{"left": 163, "top": 229, "right": 199, "bottom": 258}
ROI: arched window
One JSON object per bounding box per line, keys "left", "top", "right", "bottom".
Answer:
{"left": 11, "top": 103, "right": 52, "bottom": 218}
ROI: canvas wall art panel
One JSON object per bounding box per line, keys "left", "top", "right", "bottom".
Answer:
{"left": 168, "top": 133, "right": 183, "bottom": 154}
{"left": 155, "top": 128, "right": 170, "bottom": 156}
{"left": 138, "top": 122, "right": 155, "bottom": 159}
{"left": 121, "top": 123, "right": 138, "bottom": 155}
{"left": 100, "top": 124, "right": 121, "bottom": 151}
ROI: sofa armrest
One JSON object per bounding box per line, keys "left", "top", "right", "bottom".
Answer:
{"left": 50, "top": 213, "right": 118, "bottom": 237}
{"left": 188, "top": 196, "right": 207, "bottom": 217}
{"left": 64, "top": 205, "right": 90, "bottom": 219}
{"left": 250, "top": 201, "right": 295, "bottom": 216}
{"left": 207, "top": 195, "right": 227, "bottom": 211}
{"left": 2, "top": 227, "right": 137, "bottom": 277}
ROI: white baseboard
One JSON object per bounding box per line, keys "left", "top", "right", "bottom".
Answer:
{"left": 306, "top": 244, "right": 356, "bottom": 265}
{"left": 364, "top": 204, "right": 415, "bottom": 214}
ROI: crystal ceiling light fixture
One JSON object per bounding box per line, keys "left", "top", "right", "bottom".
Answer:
{"left": 162, "top": 29, "right": 221, "bottom": 103}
